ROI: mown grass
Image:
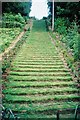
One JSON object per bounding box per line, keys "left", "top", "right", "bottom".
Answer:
{"left": 2, "top": 20, "right": 79, "bottom": 119}
{"left": 11, "top": 65, "right": 65, "bottom": 68}
{"left": 3, "top": 101, "right": 79, "bottom": 113}
{"left": 3, "top": 87, "right": 78, "bottom": 95}
{"left": 4, "top": 94, "right": 80, "bottom": 103}
{"left": 12, "top": 62, "right": 64, "bottom": 66}
{"left": 10, "top": 67, "right": 70, "bottom": 72}
{"left": 5, "top": 81, "right": 75, "bottom": 88}
{"left": 7, "top": 75, "right": 73, "bottom": 81}
{"left": 9, "top": 71, "right": 71, "bottom": 76}
{"left": 14, "top": 59, "right": 63, "bottom": 62}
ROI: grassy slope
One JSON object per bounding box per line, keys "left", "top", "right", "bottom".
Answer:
{"left": 2, "top": 20, "right": 80, "bottom": 119}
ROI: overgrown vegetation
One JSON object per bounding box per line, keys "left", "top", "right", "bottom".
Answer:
{"left": 2, "top": 13, "right": 26, "bottom": 28}
{"left": 0, "top": 2, "right": 31, "bottom": 53}
{"left": 1, "top": 2, "right": 32, "bottom": 73}
{"left": 2, "top": 30, "right": 30, "bottom": 73}
{"left": 54, "top": 19, "right": 80, "bottom": 61}
{"left": 47, "top": 2, "right": 80, "bottom": 80}
{"left": 0, "top": 28, "right": 21, "bottom": 53}
{"left": 2, "top": 2, "right": 32, "bottom": 28}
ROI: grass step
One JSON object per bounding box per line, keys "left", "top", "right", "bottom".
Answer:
{"left": 17, "top": 53, "right": 62, "bottom": 56}
{"left": 15, "top": 58, "right": 61, "bottom": 60}
{"left": 12, "top": 63, "right": 64, "bottom": 66}
{"left": 15, "top": 58, "right": 62, "bottom": 61}
{"left": 18, "top": 53, "right": 58, "bottom": 54}
{"left": 17, "top": 56, "right": 61, "bottom": 58}
{"left": 15, "top": 56, "right": 61, "bottom": 58}
{"left": 5, "top": 81, "right": 75, "bottom": 88}
{"left": 3, "top": 87, "right": 78, "bottom": 95}
{"left": 12, "top": 64, "right": 65, "bottom": 68}
{"left": 14, "top": 113, "right": 56, "bottom": 119}
{"left": 9, "top": 71, "right": 71, "bottom": 76}
{"left": 3, "top": 101, "right": 79, "bottom": 113}
{"left": 14, "top": 60, "right": 62, "bottom": 62}
{"left": 7, "top": 75, "right": 72, "bottom": 81}
{"left": 10, "top": 68, "right": 70, "bottom": 72}
{"left": 3, "top": 94, "right": 80, "bottom": 103}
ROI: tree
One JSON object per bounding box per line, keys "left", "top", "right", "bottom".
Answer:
{"left": 2, "top": 2, "right": 32, "bottom": 17}
{"left": 47, "top": 1, "right": 53, "bottom": 27}
{"left": 54, "top": 2, "right": 80, "bottom": 24}
{"left": 47, "top": 2, "right": 80, "bottom": 26}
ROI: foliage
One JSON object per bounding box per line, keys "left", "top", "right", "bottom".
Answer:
{"left": 2, "top": 2, "right": 32, "bottom": 17}
{"left": 2, "top": 13, "right": 26, "bottom": 28}
{"left": 0, "top": 28, "right": 21, "bottom": 53}
{"left": 15, "top": 13, "right": 25, "bottom": 24}
{"left": 49, "top": 31, "right": 79, "bottom": 78}
{"left": 47, "top": 2, "right": 80, "bottom": 28}
{"left": 48, "top": 0, "right": 80, "bottom": 62}
{"left": 2, "top": 30, "right": 30, "bottom": 73}
{"left": 47, "top": 1, "right": 80, "bottom": 74}
{"left": 2, "top": 2, "right": 32, "bottom": 28}
{"left": 61, "top": 22, "right": 80, "bottom": 61}
{"left": 73, "top": 33, "right": 80, "bottom": 61}
{"left": 55, "top": 2, "right": 80, "bottom": 24}
{"left": 54, "top": 18, "right": 67, "bottom": 35}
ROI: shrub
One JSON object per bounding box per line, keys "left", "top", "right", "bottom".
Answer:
{"left": 15, "top": 13, "right": 25, "bottom": 24}
{"left": 2, "top": 13, "right": 26, "bottom": 28}
{"left": 54, "top": 18, "right": 67, "bottom": 35}
{"left": 61, "top": 21, "right": 79, "bottom": 61}
{"left": 73, "top": 34, "right": 80, "bottom": 61}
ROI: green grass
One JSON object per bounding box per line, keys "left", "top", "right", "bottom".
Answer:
{"left": 12, "top": 62, "right": 64, "bottom": 66}
{"left": 3, "top": 101, "right": 79, "bottom": 113}
{"left": 5, "top": 81, "right": 75, "bottom": 87}
{"left": 15, "top": 56, "right": 61, "bottom": 59}
{"left": 3, "top": 94, "right": 80, "bottom": 102}
{"left": 3, "top": 87, "right": 78, "bottom": 95}
{"left": 7, "top": 75, "right": 73, "bottom": 81}
{"left": 9, "top": 71, "right": 71, "bottom": 76}
{"left": 2, "top": 20, "right": 79, "bottom": 119}
{"left": 10, "top": 67, "right": 70, "bottom": 72}
{"left": 14, "top": 60, "right": 63, "bottom": 62}
{"left": 11, "top": 65, "right": 65, "bottom": 68}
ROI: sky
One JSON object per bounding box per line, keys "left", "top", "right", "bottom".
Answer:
{"left": 29, "top": 0, "right": 48, "bottom": 19}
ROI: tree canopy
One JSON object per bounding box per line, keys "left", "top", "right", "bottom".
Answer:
{"left": 2, "top": 2, "right": 32, "bottom": 17}
{"left": 48, "top": 2, "right": 80, "bottom": 25}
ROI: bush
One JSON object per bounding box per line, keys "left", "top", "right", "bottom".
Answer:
{"left": 23, "top": 16, "right": 28, "bottom": 22}
{"left": 15, "top": 13, "right": 25, "bottom": 24}
{"left": 73, "top": 34, "right": 80, "bottom": 60}
{"left": 2, "top": 13, "right": 26, "bottom": 28}
{"left": 61, "top": 21, "right": 79, "bottom": 61}
{"left": 54, "top": 18, "right": 67, "bottom": 35}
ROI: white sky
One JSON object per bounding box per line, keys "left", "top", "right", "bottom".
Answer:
{"left": 29, "top": 0, "right": 48, "bottom": 19}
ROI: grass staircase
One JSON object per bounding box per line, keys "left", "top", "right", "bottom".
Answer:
{"left": 2, "top": 20, "right": 80, "bottom": 120}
